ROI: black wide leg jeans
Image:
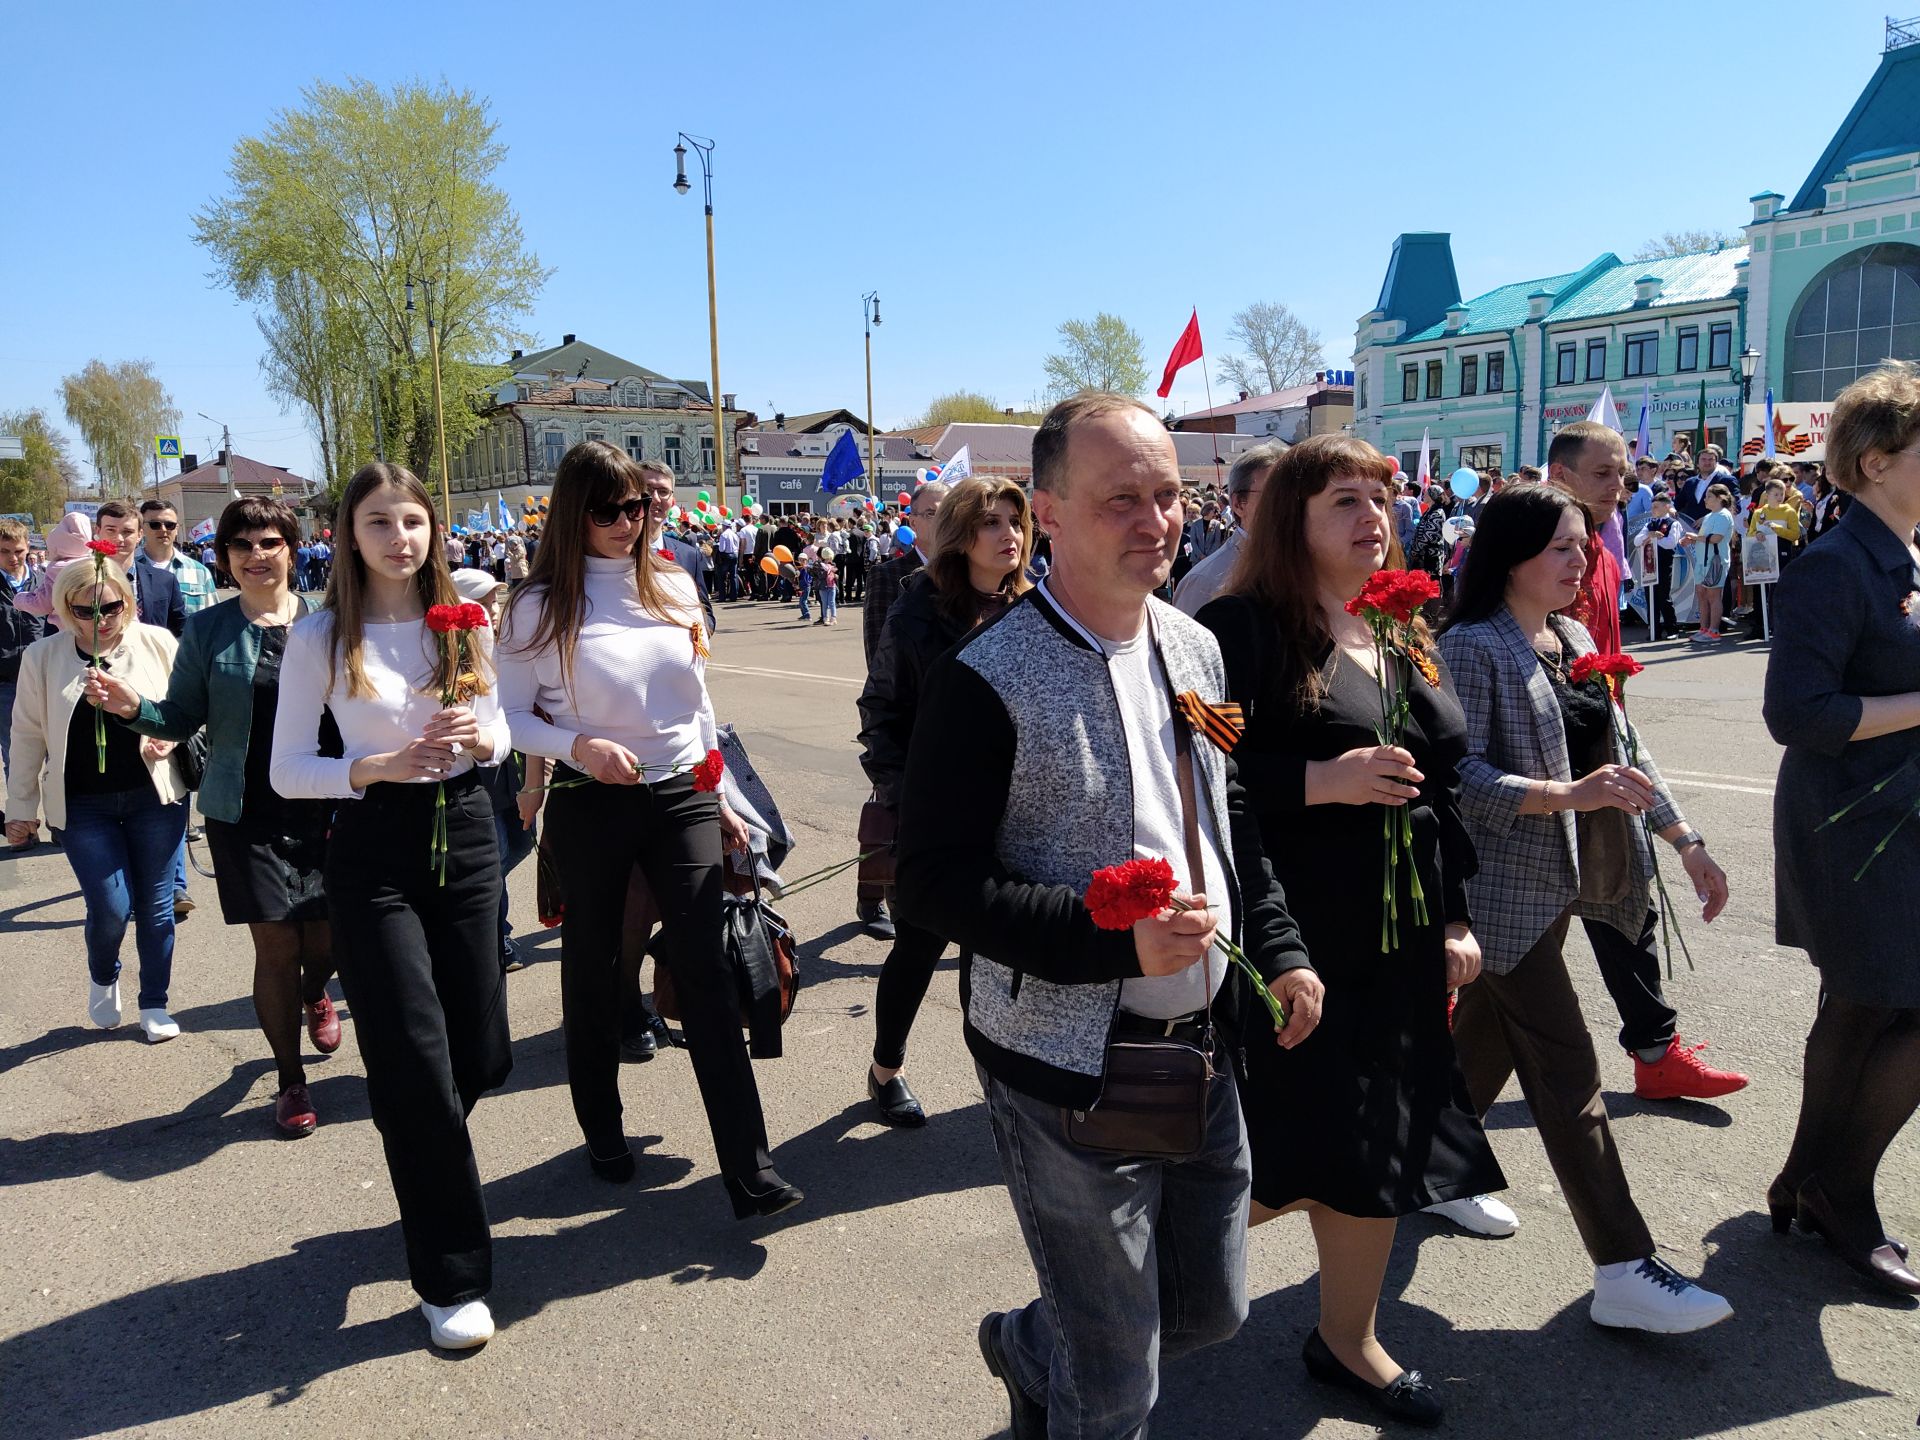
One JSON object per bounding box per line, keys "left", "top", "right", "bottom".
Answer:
{"left": 326, "top": 770, "right": 511, "bottom": 1307}
{"left": 546, "top": 774, "right": 776, "bottom": 1186}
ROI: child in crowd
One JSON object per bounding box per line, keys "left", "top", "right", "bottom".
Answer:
{"left": 814, "top": 553, "right": 838, "bottom": 626}
{"left": 1687, "top": 483, "right": 1737, "bottom": 643}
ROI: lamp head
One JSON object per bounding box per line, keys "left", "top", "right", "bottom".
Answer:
{"left": 673, "top": 142, "right": 690, "bottom": 195}
{"left": 871, "top": 294, "right": 881, "bottom": 326}
{"left": 1738, "top": 344, "right": 1758, "bottom": 381}
{"left": 404, "top": 280, "right": 415, "bottom": 313}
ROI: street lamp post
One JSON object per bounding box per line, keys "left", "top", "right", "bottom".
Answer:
{"left": 405, "top": 277, "right": 453, "bottom": 524}
{"left": 862, "top": 292, "right": 882, "bottom": 497}
{"left": 1738, "top": 344, "right": 1759, "bottom": 402}
{"left": 674, "top": 135, "right": 728, "bottom": 512}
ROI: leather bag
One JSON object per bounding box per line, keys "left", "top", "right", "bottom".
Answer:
{"left": 653, "top": 868, "right": 800, "bottom": 1059}
{"left": 857, "top": 797, "right": 897, "bottom": 888}
{"left": 1576, "top": 806, "right": 1636, "bottom": 904}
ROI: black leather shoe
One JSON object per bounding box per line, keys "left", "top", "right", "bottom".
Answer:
{"left": 857, "top": 899, "right": 895, "bottom": 942}
{"left": 620, "top": 1025, "right": 658, "bottom": 1063}
{"left": 587, "top": 1142, "right": 635, "bottom": 1184}
{"left": 868, "top": 1067, "right": 927, "bottom": 1127}
{"left": 978, "top": 1313, "right": 1047, "bottom": 1439}
{"left": 725, "top": 1171, "right": 804, "bottom": 1220}
{"left": 1302, "top": 1327, "right": 1443, "bottom": 1427}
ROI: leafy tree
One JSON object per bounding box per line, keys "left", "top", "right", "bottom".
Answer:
{"left": 194, "top": 79, "right": 550, "bottom": 496}
{"left": 904, "top": 390, "right": 1045, "bottom": 428}
{"left": 1043, "top": 313, "right": 1149, "bottom": 400}
{"left": 1216, "top": 301, "right": 1326, "bottom": 396}
{"left": 1631, "top": 229, "right": 1740, "bottom": 259}
{"left": 58, "top": 359, "right": 179, "bottom": 498}
{"left": 0, "top": 409, "right": 80, "bottom": 522}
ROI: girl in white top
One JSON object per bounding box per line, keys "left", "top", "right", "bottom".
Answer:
{"left": 270, "top": 461, "right": 511, "bottom": 1353}
{"left": 498, "top": 440, "right": 799, "bottom": 1219}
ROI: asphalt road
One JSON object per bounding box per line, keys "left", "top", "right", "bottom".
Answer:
{"left": 1, "top": 596, "right": 1914, "bottom": 1439}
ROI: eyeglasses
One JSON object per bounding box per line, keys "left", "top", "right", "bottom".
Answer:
{"left": 72, "top": 599, "right": 128, "bottom": 621}
{"left": 226, "top": 536, "right": 288, "bottom": 556}
{"left": 587, "top": 498, "right": 649, "bottom": 527}
{"left": 145, "top": 519, "right": 178, "bottom": 532}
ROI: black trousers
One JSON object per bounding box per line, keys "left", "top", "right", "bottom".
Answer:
{"left": 871, "top": 914, "right": 948, "bottom": 1069}
{"left": 1583, "top": 909, "right": 1679, "bottom": 1054}
{"left": 546, "top": 775, "right": 775, "bottom": 1184}
{"left": 327, "top": 771, "right": 510, "bottom": 1306}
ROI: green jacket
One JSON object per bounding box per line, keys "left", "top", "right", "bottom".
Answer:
{"left": 123, "top": 594, "right": 315, "bottom": 824}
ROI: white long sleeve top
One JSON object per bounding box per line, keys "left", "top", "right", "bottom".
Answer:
{"left": 498, "top": 555, "right": 718, "bottom": 772}
{"left": 269, "top": 611, "right": 509, "bottom": 800}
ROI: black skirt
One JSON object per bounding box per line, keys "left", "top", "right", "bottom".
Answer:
{"left": 204, "top": 807, "right": 328, "bottom": 925}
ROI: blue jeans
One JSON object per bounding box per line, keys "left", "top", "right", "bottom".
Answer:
{"left": 979, "top": 1058, "right": 1251, "bottom": 1437}
{"left": 59, "top": 788, "right": 189, "bottom": 1008}
{"left": 818, "top": 584, "right": 838, "bottom": 621}
{"left": 797, "top": 578, "right": 811, "bottom": 619}
{"left": 494, "top": 809, "right": 537, "bottom": 946}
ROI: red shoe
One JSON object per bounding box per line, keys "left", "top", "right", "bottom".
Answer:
{"left": 275, "top": 1083, "right": 317, "bottom": 1137}
{"left": 1633, "top": 1035, "right": 1749, "bottom": 1101}
{"left": 306, "top": 995, "right": 342, "bottom": 1054}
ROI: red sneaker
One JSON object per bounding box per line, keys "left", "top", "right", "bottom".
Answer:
{"left": 275, "top": 1083, "right": 317, "bottom": 1137}
{"left": 306, "top": 995, "right": 342, "bottom": 1054}
{"left": 1633, "top": 1035, "right": 1749, "bottom": 1100}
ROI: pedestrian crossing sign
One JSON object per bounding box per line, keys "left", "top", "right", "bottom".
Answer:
{"left": 154, "top": 435, "right": 181, "bottom": 459}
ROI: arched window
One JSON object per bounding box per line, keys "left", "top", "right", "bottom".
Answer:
{"left": 1785, "top": 243, "right": 1920, "bottom": 401}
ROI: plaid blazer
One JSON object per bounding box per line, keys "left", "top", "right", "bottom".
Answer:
{"left": 1439, "top": 608, "right": 1682, "bottom": 974}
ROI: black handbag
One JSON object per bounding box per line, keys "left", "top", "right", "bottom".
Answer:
{"left": 857, "top": 796, "right": 897, "bottom": 888}
{"left": 653, "top": 870, "right": 800, "bottom": 1060}
{"left": 172, "top": 730, "right": 210, "bottom": 792}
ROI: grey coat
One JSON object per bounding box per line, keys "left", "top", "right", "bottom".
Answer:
{"left": 1440, "top": 608, "right": 1681, "bottom": 975}
{"left": 1764, "top": 501, "right": 1920, "bottom": 1006}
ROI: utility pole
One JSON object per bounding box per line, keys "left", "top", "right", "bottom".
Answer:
{"left": 674, "top": 134, "right": 727, "bottom": 511}
{"left": 406, "top": 277, "right": 453, "bottom": 522}
{"left": 862, "top": 292, "right": 882, "bottom": 497}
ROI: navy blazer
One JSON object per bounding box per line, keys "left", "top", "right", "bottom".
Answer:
{"left": 660, "top": 533, "right": 716, "bottom": 632}
{"left": 132, "top": 563, "right": 186, "bottom": 637}
{"left": 1, "top": 569, "right": 49, "bottom": 683}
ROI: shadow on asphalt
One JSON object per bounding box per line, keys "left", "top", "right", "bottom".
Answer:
{"left": 1482, "top": 1093, "right": 1735, "bottom": 1131}
{"left": 0, "top": 886, "right": 82, "bottom": 932}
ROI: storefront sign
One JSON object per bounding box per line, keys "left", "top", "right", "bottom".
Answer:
{"left": 1739, "top": 401, "right": 1828, "bottom": 462}
{"left": 1543, "top": 388, "right": 1738, "bottom": 424}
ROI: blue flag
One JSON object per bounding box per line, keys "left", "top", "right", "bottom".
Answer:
{"left": 497, "top": 492, "right": 513, "bottom": 531}
{"left": 819, "top": 429, "right": 865, "bottom": 495}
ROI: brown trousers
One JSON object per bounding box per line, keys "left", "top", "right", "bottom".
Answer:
{"left": 1452, "top": 910, "right": 1654, "bottom": 1266}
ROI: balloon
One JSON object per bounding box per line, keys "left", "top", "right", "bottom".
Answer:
{"left": 321, "top": 529, "right": 331, "bottom": 539}
{"left": 668, "top": 505, "right": 682, "bottom": 520}
{"left": 1449, "top": 467, "right": 1480, "bottom": 500}
{"left": 866, "top": 496, "right": 879, "bottom": 510}
{"left": 696, "top": 490, "right": 712, "bottom": 503}
{"left": 719, "top": 506, "right": 729, "bottom": 517}
{"left": 772, "top": 544, "right": 794, "bottom": 564}
{"left": 739, "top": 496, "right": 756, "bottom": 509}
{"left": 759, "top": 556, "right": 779, "bottom": 575}
{"left": 897, "top": 492, "right": 912, "bottom": 506}
{"left": 895, "top": 526, "right": 916, "bottom": 549}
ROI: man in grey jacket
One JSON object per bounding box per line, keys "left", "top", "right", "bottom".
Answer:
{"left": 897, "top": 394, "right": 1322, "bottom": 1439}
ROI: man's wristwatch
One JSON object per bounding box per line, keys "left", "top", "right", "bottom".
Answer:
{"left": 1670, "top": 828, "right": 1706, "bottom": 853}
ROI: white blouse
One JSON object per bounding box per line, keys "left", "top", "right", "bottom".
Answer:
{"left": 498, "top": 555, "right": 718, "bottom": 774}
{"left": 269, "top": 612, "right": 509, "bottom": 800}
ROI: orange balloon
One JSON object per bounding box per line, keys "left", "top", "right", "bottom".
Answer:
{"left": 771, "top": 544, "right": 794, "bottom": 564}
{"left": 759, "top": 555, "right": 780, "bottom": 575}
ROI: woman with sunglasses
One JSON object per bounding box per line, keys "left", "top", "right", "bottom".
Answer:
{"left": 85, "top": 497, "right": 341, "bottom": 1137}
{"left": 499, "top": 440, "right": 800, "bottom": 1218}
{"left": 270, "top": 461, "right": 512, "bottom": 1351}
{"left": 6, "top": 561, "right": 188, "bottom": 1041}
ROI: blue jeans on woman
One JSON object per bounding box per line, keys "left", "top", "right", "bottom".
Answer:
{"left": 818, "top": 583, "right": 838, "bottom": 622}
{"left": 59, "top": 788, "right": 189, "bottom": 1008}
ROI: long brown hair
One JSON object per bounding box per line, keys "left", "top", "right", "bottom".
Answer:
{"left": 1226, "top": 433, "right": 1403, "bottom": 713}
{"left": 324, "top": 462, "right": 469, "bottom": 701}
{"left": 505, "top": 439, "right": 693, "bottom": 696}
{"left": 924, "top": 477, "right": 1034, "bottom": 628}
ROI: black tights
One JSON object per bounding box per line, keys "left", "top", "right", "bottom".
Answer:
{"left": 871, "top": 915, "right": 948, "bottom": 1070}
{"left": 1779, "top": 989, "right": 1920, "bottom": 1232}
{"left": 248, "top": 919, "right": 335, "bottom": 1092}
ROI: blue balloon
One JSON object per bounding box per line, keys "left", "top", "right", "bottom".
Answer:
{"left": 894, "top": 525, "right": 916, "bottom": 549}
{"left": 1449, "top": 467, "right": 1481, "bottom": 500}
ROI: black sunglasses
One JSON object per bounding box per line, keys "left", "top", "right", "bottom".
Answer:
{"left": 145, "top": 519, "right": 179, "bottom": 532}
{"left": 587, "top": 498, "right": 649, "bottom": 527}
{"left": 74, "top": 599, "right": 128, "bottom": 620}
{"left": 226, "top": 536, "right": 289, "bottom": 556}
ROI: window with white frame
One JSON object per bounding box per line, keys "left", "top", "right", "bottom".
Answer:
{"left": 663, "top": 435, "right": 683, "bottom": 471}
{"left": 624, "top": 434, "right": 644, "bottom": 462}
{"left": 700, "top": 436, "right": 715, "bottom": 471}
{"left": 1486, "top": 352, "right": 1505, "bottom": 392}
{"left": 542, "top": 431, "right": 565, "bottom": 470}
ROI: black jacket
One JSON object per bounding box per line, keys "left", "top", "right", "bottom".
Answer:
{"left": 856, "top": 571, "right": 972, "bottom": 806}
{"left": 862, "top": 548, "right": 923, "bottom": 667}
{"left": 0, "top": 570, "right": 47, "bottom": 683}
{"left": 132, "top": 564, "right": 186, "bottom": 637}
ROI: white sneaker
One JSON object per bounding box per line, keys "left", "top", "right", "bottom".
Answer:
{"left": 88, "top": 980, "right": 122, "bottom": 1029}
{"left": 1423, "top": 1193, "right": 1519, "bottom": 1237}
{"left": 1590, "top": 1257, "right": 1733, "bottom": 1333}
{"left": 138, "top": 1008, "right": 180, "bottom": 1043}
{"left": 421, "top": 1298, "right": 494, "bottom": 1350}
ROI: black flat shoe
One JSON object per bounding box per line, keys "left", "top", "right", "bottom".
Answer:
{"left": 868, "top": 1068, "right": 927, "bottom": 1127}
{"left": 587, "top": 1142, "right": 635, "bottom": 1184}
{"left": 725, "top": 1172, "right": 804, "bottom": 1220}
{"left": 857, "top": 900, "right": 895, "bottom": 942}
{"left": 620, "top": 1025, "right": 658, "bottom": 1063}
{"left": 1302, "top": 1328, "right": 1443, "bottom": 1428}
{"left": 977, "top": 1312, "right": 1048, "bottom": 1440}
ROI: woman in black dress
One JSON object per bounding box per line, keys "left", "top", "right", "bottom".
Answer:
{"left": 1199, "top": 434, "right": 1503, "bottom": 1429}
{"left": 1764, "top": 361, "right": 1920, "bottom": 1297}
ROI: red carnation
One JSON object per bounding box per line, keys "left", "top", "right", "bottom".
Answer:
{"left": 1569, "top": 652, "right": 1644, "bottom": 687}
{"left": 1346, "top": 568, "right": 1439, "bottom": 625}
{"left": 691, "top": 748, "right": 725, "bottom": 793}
{"left": 85, "top": 539, "right": 119, "bottom": 557}
{"left": 657, "top": 548, "right": 677, "bottom": 562}
{"left": 1085, "top": 857, "right": 1177, "bottom": 931}
{"left": 425, "top": 604, "right": 461, "bottom": 634}
{"left": 457, "top": 602, "right": 490, "bottom": 630}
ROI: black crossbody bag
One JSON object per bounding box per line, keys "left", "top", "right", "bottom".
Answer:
{"left": 1064, "top": 662, "right": 1216, "bottom": 1160}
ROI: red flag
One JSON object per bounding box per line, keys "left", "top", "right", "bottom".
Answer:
{"left": 1156, "top": 310, "right": 1203, "bottom": 399}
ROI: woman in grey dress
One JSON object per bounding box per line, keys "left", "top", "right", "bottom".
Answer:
{"left": 1763, "top": 360, "right": 1920, "bottom": 1297}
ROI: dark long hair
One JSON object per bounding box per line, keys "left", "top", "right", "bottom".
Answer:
{"left": 924, "top": 477, "right": 1034, "bottom": 629}
{"left": 505, "top": 439, "right": 692, "bottom": 697}
{"left": 1441, "top": 483, "right": 1589, "bottom": 632}
{"left": 1225, "top": 433, "right": 1400, "bottom": 712}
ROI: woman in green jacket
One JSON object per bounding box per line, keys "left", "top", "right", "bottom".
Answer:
{"left": 85, "top": 497, "right": 341, "bottom": 1137}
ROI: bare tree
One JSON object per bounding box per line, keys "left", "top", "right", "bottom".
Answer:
{"left": 1215, "top": 301, "right": 1326, "bottom": 397}
{"left": 58, "top": 359, "right": 180, "bottom": 497}
{"left": 1631, "top": 229, "right": 1740, "bottom": 260}
{"left": 1043, "top": 313, "right": 1149, "bottom": 400}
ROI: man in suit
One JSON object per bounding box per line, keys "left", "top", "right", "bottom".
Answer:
{"left": 93, "top": 501, "right": 185, "bottom": 637}
{"left": 1674, "top": 446, "right": 1730, "bottom": 524}
{"left": 634, "top": 462, "right": 716, "bottom": 634}
{"left": 0, "top": 516, "right": 48, "bottom": 799}
{"left": 857, "top": 480, "right": 948, "bottom": 940}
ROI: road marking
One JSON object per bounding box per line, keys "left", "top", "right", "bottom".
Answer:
{"left": 1664, "top": 777, "right": 1775, "bottom": 797}
{"left": 1662, "top": 769, "right": 1772, "bottom": 784}
{"left": 709, "top": 662, "right": 864, "bottom": 689}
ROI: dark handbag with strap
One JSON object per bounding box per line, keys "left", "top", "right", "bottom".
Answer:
{"left": 653, "top": 867, "right": 800, "bottom": 1059}
{"left": 171, "top": 730, "right": 210, "bottom": 792}
{"left": 1063, "top": 649, "right": 1216, "bottom": 1160}
{"left": 857, "top": 796, "right": 897, "bottom": 888}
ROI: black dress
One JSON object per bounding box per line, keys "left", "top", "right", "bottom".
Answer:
{"left": 1198, "top": 594, "right": 1506, "bottom": 1216}
{"left": 202, "top": 624, "right": 329, "bottom": 925}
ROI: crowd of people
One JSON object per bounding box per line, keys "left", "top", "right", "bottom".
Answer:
{"left": 1, "top": 361, "right": 1916, "bottom": 1432}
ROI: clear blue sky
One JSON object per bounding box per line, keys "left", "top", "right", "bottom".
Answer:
{"left": 0, "top": 0, "right": 1900, "bottom": 483}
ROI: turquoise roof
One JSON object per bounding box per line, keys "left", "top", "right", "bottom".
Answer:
{"left": 1401, "top": 270, "right": 1578, "bottom": 341}
{"left": 1789, "top": 37, "right": 1920, "bottom": 212}
{"left": 1374, "top": 234, "right": 1462, "bottom": 338}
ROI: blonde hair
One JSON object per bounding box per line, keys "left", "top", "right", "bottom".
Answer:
{"left": 1826, "top": 360, "right": 1920, "bottom": 494}
{"left": 0, "top": 517, "right": 28, "bottom": 546}
{"left": 52, "top": 553, "right": 136, "bottom": 615}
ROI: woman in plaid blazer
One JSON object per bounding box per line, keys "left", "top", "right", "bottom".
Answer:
{"left": 1437, "top": 483, "right": 1735, "bottom": 1335}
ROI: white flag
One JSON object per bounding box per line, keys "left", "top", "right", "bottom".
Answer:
{"left": 1587, "top": 385, "right": 1622, "bottom": 432}
{"left": 1416, "top": 428, "right": 1431, "bottom": 492}
{"left": 940, "top": 444, "right": 972, "bottom": 486}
